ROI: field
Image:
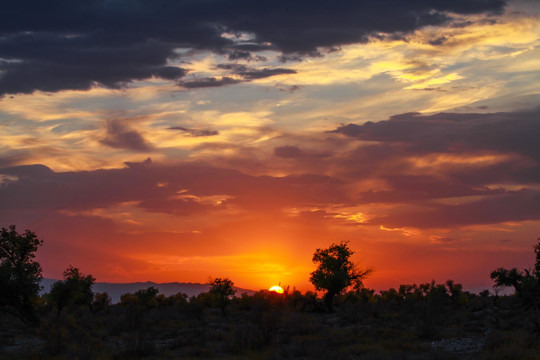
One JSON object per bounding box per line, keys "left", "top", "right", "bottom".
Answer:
{"left": 1, "top": 284, "right": 539, "bottom": 359}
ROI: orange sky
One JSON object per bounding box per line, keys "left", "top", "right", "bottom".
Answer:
{"left": 1, "top": 0, "right": 540, "bottom": 293}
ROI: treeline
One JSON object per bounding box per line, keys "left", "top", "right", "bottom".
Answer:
{"left": 2, "top": 226, "right": 540, "bottom": 359}
{"left": 6, "top": 273, "right": 538, "bottom": 358}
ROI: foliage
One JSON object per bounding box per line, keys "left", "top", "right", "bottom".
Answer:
{"left": 534, "top": 238, "right": 540, "bottom": 279}
{"left": 92, "top": 292, "right": 111, "bottom": 313}
{"left": 3, "top": 275, "right": 539, "bottom": 359}
{"left": 47, "top": 265, "right": 96, "bottom": 313}
{"left": 117, "top": 287, "right": 161, "bottom": 357}
{"left": 0, "top": 225, "right": 43, "bottom": 325}
{"left": 310, "top": 241, "right": 372, "bottom": 311}
{"left": 490, "top": 238, "right": 540, "bottom": 311}
{"left": 5, "top": 232, "right": 540, "bottom": 358}
{"left": 134, "top": 286, "right": 159, "bottom": 307}
{"left": 209, "top": 277, "right": 236, "bottom": 315}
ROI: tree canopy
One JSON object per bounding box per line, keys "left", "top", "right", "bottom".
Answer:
{"left": 47, "top": 265, "right": 96, "bottom": 313}
{"left": 310, "top": 241, "right": 372, "bottom": 311}
{"left": 0, "top": 225, "right": 43, "bottom": 325}
{"left": 209, "top": 277, "right": 235, "bottom": 315}
{"left": 490, "top": 238, "right": 540, "bottom": 310}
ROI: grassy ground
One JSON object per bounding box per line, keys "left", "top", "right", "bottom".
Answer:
{"left": 1, "top": 292, "right": 539, "bottom": 359}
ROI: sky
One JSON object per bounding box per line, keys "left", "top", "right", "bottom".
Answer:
{"left": 1, "top": 0, "right": 540, "bottom": 293}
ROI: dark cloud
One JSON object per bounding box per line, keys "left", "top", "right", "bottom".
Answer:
{"left": 428, "top": 36, "right": 448, "bottom": 46}
{"left": 180, "top": 65, "right": 296, "bottom": 88}
{"left": 0, "top": 35, "right": 186, "bottom": 94}
{"left": 0, "top": 0, "right": 507, "bottom": 95}
{"left": 278, "top": 85, "right": 301, "bottom": 93}
{"left": 101, "top": 119, "right": 153, "bottom": 152}
{"left": 0, "top": 164, "right": 54, "bottom": 179}
{"left": 371, "top": 190, "right": 540, "bottom": 229}
{"left": 227, "top": 50, "right": 252, "bottom": 60}
{"left": 274, "top": 145, "right": 303, "bottom": 158}
{"left": 227, "top": 50, "right": 267, "bottom": 62}
{"left": 0, "top": 159, "right": 350, "bottom": 215}
{"left": 124, "top": 157, "right": 152, "bottom": 169}
{"left": 358, "top": 174, "right": 506, "bottom": 203}
{"left": 411, "top": 87, "right": 445, "bottom": 92}
{"left": 333, "top": 110, "right": 540, "bottom": 161}
{"left": 216, "top": 64, "right": 296, "bottom": 79}
{"left": 0, "top": 151, "right": 33, "bottom": 168}
{"left": 180, "top": 77, "right": 242, "bottom": 89}
{"left": 238, "top": 68, "right": 296, "bottom": 80}
{"left": 318, "top": 109, "right": 540, "bottom": 228}
{"left": 279, "top": 54, "right": 311, "bottom": 63}
{"left": 168, "top": 126, "right": 219, "bottom": 137}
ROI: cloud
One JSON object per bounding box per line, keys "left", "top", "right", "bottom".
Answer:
{"left": 0, "top": 164, "right": 54, "bottom": 180}
{"left": 274, "top": 145, "right": 303, "bottom": 158}
{"left": 227, "top": 50, "right": 267, "bottom": 62}
{"left": 278, "top": 85, "right": 301, "bottom": 93}
{"left": 180, "top": 77, "right": 242, "bottom": 89}
{"left": 358, "top": 174, "right": 506, "bottom": 203}
{"left": 101, "top": 119, "right": 153, "bottom": 152}
{"left": 168, "top": 127, "right": 219, "bottom": 137}
{"left": 372, "top": 190, "right": 540, "bottom": 229}
{"left": 179, "top": 66, "right": 296, "bottom": 88}
{"left": 0, "top": 0, "right": 508, "bottom": 95}
{"left": 322, "top": 109, "right": 540, "bottom": 227}
{"left": 0, "top": 34, "right": 186, "bottom": 95}
{"left": 0, "top": 159, "right": 350, "bottom": 216}
{"left": 233, "top": 67, "right": 296, "bottom": 80}
{"left": 3, "top": 108, "right": 540, "bottom": 231}
{"left": 333, "top": 110, "right": 540, "bottom": 162}
{"left": 430, "top": 235, "right": 461, "bottom": 244}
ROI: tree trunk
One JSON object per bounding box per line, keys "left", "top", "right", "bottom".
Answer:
{"left": 324, "top": 290, "right": 336, "bottom": 312}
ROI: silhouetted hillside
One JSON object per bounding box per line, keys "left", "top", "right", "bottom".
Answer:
{"left": 40, "top": 278, "right": 255, "bottom": 303}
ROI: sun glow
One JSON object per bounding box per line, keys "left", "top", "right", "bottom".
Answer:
{"left": 269, "top": 285, "right": 284, "bottom": 294}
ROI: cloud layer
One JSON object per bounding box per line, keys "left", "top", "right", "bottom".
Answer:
{"left": 0, "top": 0, "right": 507, "bottom": 95}
{"left": 2, "top": 109, "right": 539, "bottom": 231}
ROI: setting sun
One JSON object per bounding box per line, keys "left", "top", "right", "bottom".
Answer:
{"left": 269, "top": 285, "right": 284, "bottom": 294}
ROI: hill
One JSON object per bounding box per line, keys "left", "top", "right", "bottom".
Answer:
{"left": 40, "top": 278, "right": 255, "bottom": 303}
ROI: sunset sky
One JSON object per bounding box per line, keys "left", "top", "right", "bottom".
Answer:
{"left": 1, "top": 0, "right": 540, "bottom": 293}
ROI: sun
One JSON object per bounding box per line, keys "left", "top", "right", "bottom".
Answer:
{"left": 269, "top": 285, "right": 284, "bottom": 294}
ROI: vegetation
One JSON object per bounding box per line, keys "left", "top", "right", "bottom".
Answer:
{"left": 1, "top": 226, "right": 539, "bottom": 359}
{"left": 0, "top": 225, "right": 43, "bottom": 326}
{"left": 490, "top": 237, "right": 540, "bottom": 330}
{"left": 208, "top": 277, "right": 236, "bottom": 316}
{"left": 310, "top": 241, "right": 372, "bottom": 311}
{"left": 47, "top": 266, "right": 96, "bottom": 314}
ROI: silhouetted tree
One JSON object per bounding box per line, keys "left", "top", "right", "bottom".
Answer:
{"left": 491, "top": 238, "right": 540, "bottom": 311}
{"left": 0, "top": 225, "right": 43, "bottom": 325}
{"left": 134, "top": 286, "right": 159, "bottom": 308}
{"left": 209, "top": 277, "right": 236, "bottom": 316}
{"left": 171, "top": 292, "right": 189, "bottom": 307}
{"left": 310, "top": 241, "right": 372, "bottom": 311}
{"left": 534, "top": 238, "right": 540, "bottom": 279}
{"left": 119, "top": 287, "right": 159, "bottom": 356}
{"left": 92, "top": 292, "right": 111, "bottom": 313}
{"left": 47, "top": 265, "right": 95, "bottom": 313}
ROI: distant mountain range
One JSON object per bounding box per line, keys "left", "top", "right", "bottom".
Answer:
{"left": 40, "top": 278, "right": 256, "bottom": 303}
